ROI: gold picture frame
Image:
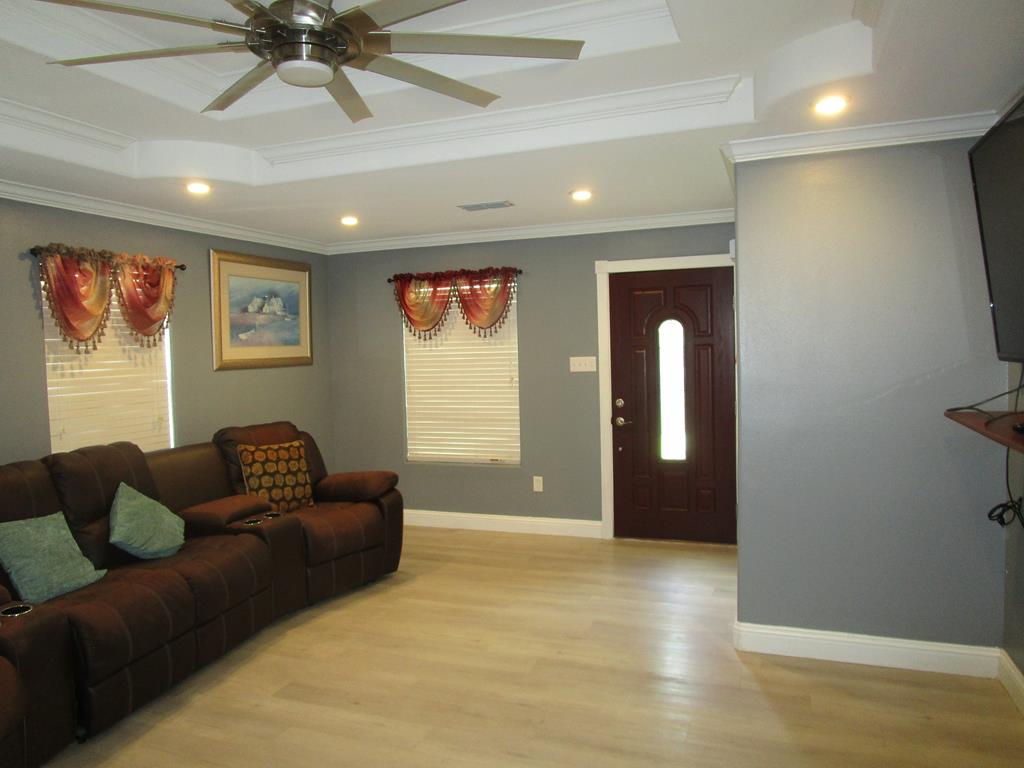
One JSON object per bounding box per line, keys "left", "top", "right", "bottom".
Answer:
{"left": 211, "top": 249, "right": 312, "bottom": 370}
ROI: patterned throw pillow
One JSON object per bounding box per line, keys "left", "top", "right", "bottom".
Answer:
{"left": 236, "top": 440, "right": 314, "bottom": 512}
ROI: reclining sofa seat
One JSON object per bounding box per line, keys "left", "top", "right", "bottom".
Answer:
{"left": 213, "top": 422, "right": 404, "bottom": 605}
{"left": 0, "top": 464, "right": 79, "bottom": 767}
{"left": 41, "top": 442, "right": 274, "bottom": 737}
{"left": 146, "top": 441, "right": 307, "bottom": 620}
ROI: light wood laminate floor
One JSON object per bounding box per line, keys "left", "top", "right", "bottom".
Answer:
{"left": 52, "top": 527, "right": 1024, "bottom": 767}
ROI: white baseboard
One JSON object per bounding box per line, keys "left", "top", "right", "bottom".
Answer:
{"left": 999, "top": 650, "right": 1024, "bottom": 716}
{"left": 733, "top": 621, "right": 1001, "bottom": 678}
{"left": 406, "top": 509, "right": 603, "bottom": 538}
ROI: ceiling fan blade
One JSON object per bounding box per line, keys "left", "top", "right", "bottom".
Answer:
{"left": 51, "top": 42, "right": 251, "bottom": 67}
{"left": 202, "top": 59, "right": 275, "bottom": 113}
{"left": 370, "top": 32, "right": 585, "bottom": 60}
{"left": 33, "top": 0, "right": 250, "bottom": 35}
{"left": 339, "top": 0, "right": 464, "bottom": 30}
{"left": 325, "top": 69, "right": 373, "bottom": 122}
{"left": 223, "top": 0, "right": 269, "bottom": 17}
{"left": 351, "top": 54, "right": 497, "bottom": 108}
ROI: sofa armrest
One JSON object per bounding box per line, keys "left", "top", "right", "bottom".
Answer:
{"left": 178, "top": 495, "right": 273, "bottom": 537}
{"left": 315, "top": 471, "right": 398, "bottom": 503}
{"left": 0, "top": 602, "right": 75, "bottom": 766}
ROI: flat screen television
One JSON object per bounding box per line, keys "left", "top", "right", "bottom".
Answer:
{"left": 970, "top": 91, "right": 1024, "bottom": 362}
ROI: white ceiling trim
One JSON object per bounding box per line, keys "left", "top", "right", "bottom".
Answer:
{"left": 0, "top": 77, "right": 752, "bottom": 184}
{"left": 0, "top": 97, "right": 134, "bottom": 153}
{"left": 723, "top": 111, "right": 996, "bottom": 164}
{"left": 0, "top": 178, "right": 329, "bottom": 254}
{"left": 326, "top": 209, "right": 736, "bottom": 254}
{"left": 0, "top": 177, "right": 733, "bottom": 257}
{"left": 259, "top": 76, "right": 752, "bottom": 182}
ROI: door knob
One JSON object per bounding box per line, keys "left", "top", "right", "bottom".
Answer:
{"left": 614, "top": 416, "right": 632, "bottom": 427}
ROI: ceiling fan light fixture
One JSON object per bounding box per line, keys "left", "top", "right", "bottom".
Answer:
{"left": 276, "top": 59, "right": 335, "bottom": 87}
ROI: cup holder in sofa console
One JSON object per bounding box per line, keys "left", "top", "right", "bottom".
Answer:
{"left": 1, "top": 604, "right": 33, "bottom": 617}
{"left": 243, "top": 518, "right": 263, "bottom": 526}
{"left": 263, "top": 512, "right": 282, "bottom": 519}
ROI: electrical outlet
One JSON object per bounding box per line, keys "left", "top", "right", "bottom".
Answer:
{"left": 532, "top": 476, "right": 543, "bottom": 493}
{"left": 569, "top": 356, "right": 597, "bottom": 373}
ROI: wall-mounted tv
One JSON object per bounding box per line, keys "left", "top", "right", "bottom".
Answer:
{"left": 970, "top": 91, "right": 1024, "bottom": 362}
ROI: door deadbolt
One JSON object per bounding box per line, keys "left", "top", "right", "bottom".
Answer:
{"left": 614, "top": 398, "right": 625, "bottom": 408}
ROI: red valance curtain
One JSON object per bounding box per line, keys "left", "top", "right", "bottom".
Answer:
{"left": 33, "top": 243, "right": 178, "bottom": 351}
{"left": 36, "top": 244, "right": 113, "bottom": 351}
{"left": 391, "top": 273, "right": 455, "bottom": 339}
{"left": 390, "top": 267, "right": 520, "bottom": 339}
{"left": 454, "top": 267, "right": 518, "bottom": 337}
{"left": 114, "top": 254, "right": 177, "bottom": 345}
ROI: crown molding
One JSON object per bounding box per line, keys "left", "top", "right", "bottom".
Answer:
{"left": 326, "top": 209, "right": 736, "bottom": 254}
{"left": 0, "top": 97, "right": 134, "bottom": 154}
{"left": 0, "top": 76, "right": 750, "bottom": 185}
{"left": 260, "top": 76, "right": 750, "bottom": 182}
{"left": 723, "top": 111, "right": 997, "bottom": 164}
{"left": 0, "top": 179, "right": 329, "bottom": 255}
{"left": 0, "top": 178, "right": 732, "bottom": 257}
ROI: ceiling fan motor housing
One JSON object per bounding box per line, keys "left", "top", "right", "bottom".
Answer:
{"left": 246, "top": 8, "right": 361, "bottom": 88}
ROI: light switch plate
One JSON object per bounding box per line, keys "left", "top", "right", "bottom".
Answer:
{"left": 532, "top": 476, "right": 543, "bottom": 493}
{"left": 569, "top": 356, "right": 597, "bottom": 373}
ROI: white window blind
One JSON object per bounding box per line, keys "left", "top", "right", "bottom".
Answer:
{"left": 43, "top": 293, "right": 174, "bottom": 453}
{"left": 403, "top": 298, "right": 520, "bottom": 465}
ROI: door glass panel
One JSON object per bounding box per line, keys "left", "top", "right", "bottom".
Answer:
{"left": 658, "top": 319, "right": 686, "bottom": 460}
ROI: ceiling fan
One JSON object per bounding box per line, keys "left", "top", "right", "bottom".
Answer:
{"left": 34, "top": 0, "right": 585, "bottom": 121}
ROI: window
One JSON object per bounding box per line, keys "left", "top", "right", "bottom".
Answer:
{"left": 403, "top": 297, "right": 520, "bottom": 464}
{"left": 658, "top": 318, "right": 686, "bottom": 460}
{"left": 43, "top": 292, "right": 174, "bottom": 453}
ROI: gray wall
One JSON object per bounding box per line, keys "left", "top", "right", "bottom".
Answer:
{"left": 327, "top": 225, "right": 734, "bottom": 519}
{"left": 1006, "top": 364, "right": 1024, "bottom": 667}
{"left": 0, "top": 198, "right": 334, "bottom": 466}
{"left": 735, "top": 140, "right": 1007, "bottom": 645}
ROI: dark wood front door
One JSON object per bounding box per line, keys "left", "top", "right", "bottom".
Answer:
{"left": 610, "top": 267, "right": 736, "bottom": 543}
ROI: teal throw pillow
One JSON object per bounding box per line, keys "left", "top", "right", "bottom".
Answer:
{"left": 0, "top": 512, "right": 106, "bottom": 604}
{"left": 109, "top": 482, "right": 184, "bottom": 560}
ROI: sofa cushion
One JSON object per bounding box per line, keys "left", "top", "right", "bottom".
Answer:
{"left": 131, "top": 535, "right": 272, "bottom": 624}
{"left": 147, "top": 442, "right": 235, "bottom": 513}
{"left": 0, "top": 461, "right": 66, "bottom": 598}
{"left": 237, "top": 441, "right": 314, "bottom": 513}
{"left": 292, "top": 502, "right": 384, "bottom": 566}
{"left": 213, "top": 422, "right": 303, "bottom": 495}
{"left": 316, "top": 471, "right": 399, "bottom": 503}
{"left": 45, "top": 443, "right": 160, "bottom": 569}
{"left": 47, "top": 569, "right": 194, "bottom": 686}
{"left": 109, "top": 483, "right": 185, "bottom": 560}
{"left": 0, "top": 513, "right": 106, "bottom": 604}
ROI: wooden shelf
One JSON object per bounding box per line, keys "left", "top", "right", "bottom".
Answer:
{"left": 944, "top": 410, "right": 1024, "bottom": 453}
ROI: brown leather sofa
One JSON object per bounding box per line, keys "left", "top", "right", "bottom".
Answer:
{"left": 212, "top": 422, "right": 403, "bottom": 605}
{"left": 0, "top": 423, "right": 403, "bottom": 766}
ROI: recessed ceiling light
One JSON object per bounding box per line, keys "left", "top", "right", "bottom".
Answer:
{"left": 813, "top": 95, "right": 848, "bottom": 117}
{"left": 571, "top": 189, "right": 593, "bottom": 202}
{"left": 186, "top": 181, "right": 211, "bottom": 195}
{"left": 340, "top": 215, "right": 359, "bottom": 227}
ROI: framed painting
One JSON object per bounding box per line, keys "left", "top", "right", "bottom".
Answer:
{"left": 210, "top": 249, "right": 312, "bottom": 370}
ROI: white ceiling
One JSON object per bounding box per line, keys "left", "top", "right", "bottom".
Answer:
{"left": 0, "top": 0, "right": 1022, "bottom": 254}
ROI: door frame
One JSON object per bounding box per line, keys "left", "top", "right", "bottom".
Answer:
{"left": 595, "top": 248, "right": 736, "bottom": 539}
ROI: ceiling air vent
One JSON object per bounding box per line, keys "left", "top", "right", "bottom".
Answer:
{"left": 457, "top": 200, "right": 515, "bottom": 212}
